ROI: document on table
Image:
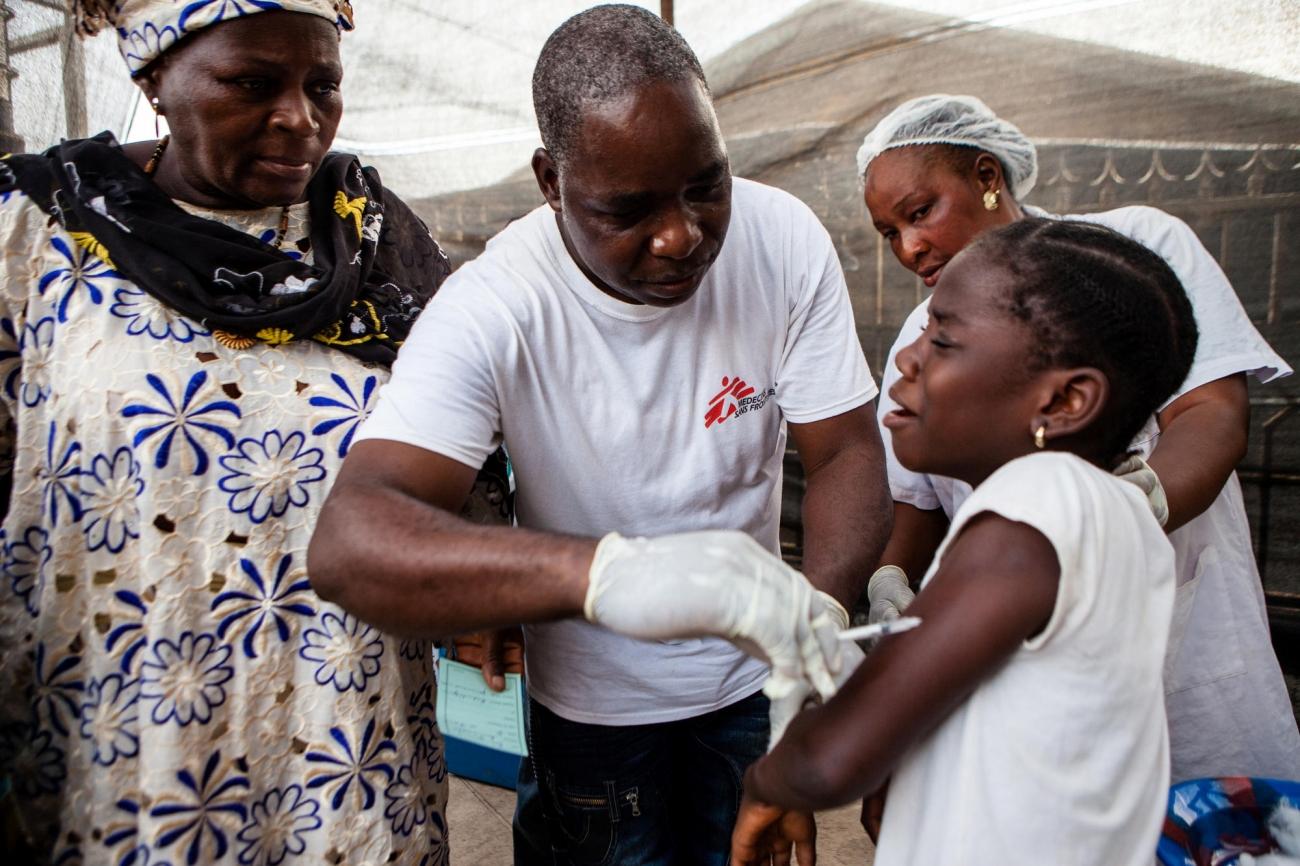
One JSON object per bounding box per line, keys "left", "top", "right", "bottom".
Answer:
{"left": 435, "top": 656, "right": 529, "bottom": 756}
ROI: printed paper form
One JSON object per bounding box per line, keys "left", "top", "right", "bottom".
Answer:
{"left": 435, "top": 656, "right": 529, "bottom": 757}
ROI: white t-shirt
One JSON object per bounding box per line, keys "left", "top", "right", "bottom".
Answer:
{"left": 358, "top": 177, "right": 877, "bottom": 724}
{"left": 875, "top": 452, "right": 1173, "bottom": 866}
{"left": 877, "top": 205, "right": 1300, "bottom": 780}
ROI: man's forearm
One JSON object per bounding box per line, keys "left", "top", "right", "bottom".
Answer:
{"left": 308, "top": 477, "right": 595, "bottom": 638}
{"left": 800, "top": 444, "right": 893, "bottom": 609}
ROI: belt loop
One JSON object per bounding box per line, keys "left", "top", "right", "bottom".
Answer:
{"left": 604, "top": 780, "right": 620, "bottom": 823}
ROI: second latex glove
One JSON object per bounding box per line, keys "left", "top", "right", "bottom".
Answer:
{"left": 585, "top": 531, "right": 845, "bottom": 708}
{"left": 766, "top": 590, "right": 864, "bottom": 749}
{"left": 868, "top": 565, "right": 915, "bottom": 625}
{"left": 1114, "top": 454, "right": 1169, "bottom": 527}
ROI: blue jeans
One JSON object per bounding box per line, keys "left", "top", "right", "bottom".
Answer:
{"left": 513, "top": 690, "right": 769, "bottom": 866}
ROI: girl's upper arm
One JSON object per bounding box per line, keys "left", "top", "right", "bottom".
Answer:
{"left": 748, "top": 511, "right": 1062, "bottom": 809}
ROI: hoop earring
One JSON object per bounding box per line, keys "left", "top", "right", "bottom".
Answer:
{"left": 983, "top": 188, "right": 1000, "bottom": 212}
{"left": 1033, "top": 425, "right": 1046, "bottom": 449}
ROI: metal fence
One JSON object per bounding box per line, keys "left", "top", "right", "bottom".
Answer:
{"left": 1032, "top": 141, "right": 1300, "bottom": 613}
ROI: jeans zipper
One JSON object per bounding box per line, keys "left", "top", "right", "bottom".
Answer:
{"left": 558, "top": 787, "right": 640, "bottom": 817}
{"left": 560, "top": 793, "right": 608, "bottom": 808}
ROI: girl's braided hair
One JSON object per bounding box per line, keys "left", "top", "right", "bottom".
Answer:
{"left": 975, "top": 217, "right": 1199, "bottom": 461}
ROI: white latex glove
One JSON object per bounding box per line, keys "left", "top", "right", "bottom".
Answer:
{"left": 766, "top": 590, "right": 856, "bottom": 749}
{"left": 1114, "top": 455, "right": 1168, "bottom": 526}
{"left": 585, "top": 531, "right": 844, "bottom": 716}
{"left": 868, "top": 565, "right": 915, "bottom": 625}
{"left": 817, "top": 590, "right": 852, "bottom": 633}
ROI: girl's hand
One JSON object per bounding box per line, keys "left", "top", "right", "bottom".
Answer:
{"left": 730, "top": 793, "right": 816, "bottom": 866}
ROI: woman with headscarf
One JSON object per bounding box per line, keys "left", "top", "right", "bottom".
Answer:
{"left": 858, "top": 94, "right": 1299, "bottom": 785}
{"left": 0, "top": 3, "right": 505, "bottom": 863}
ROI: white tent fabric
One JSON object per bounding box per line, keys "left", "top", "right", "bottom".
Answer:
{"left": 9, "top": 0, "right": 139, "bottom": 151}
{"left": 9, "top": 0, "right": 797, "bottom": 194}
{"left": 9, "top": 0, "right": 1299, "bottom": 199}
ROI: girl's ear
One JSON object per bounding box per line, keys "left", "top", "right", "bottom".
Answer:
{"left": 1032, "top": 368, "right": 1109, "bottom": 445}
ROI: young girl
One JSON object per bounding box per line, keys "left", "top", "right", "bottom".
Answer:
{"left": 862, "top": 94, "right": 1297, "bottom": 783}
{"left": 731, "top": 218, "right": 1199, "bottom": 866}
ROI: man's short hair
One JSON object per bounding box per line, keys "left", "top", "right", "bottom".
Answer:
{"left": 532, "top": 4, "right": 710, "bottom": 166}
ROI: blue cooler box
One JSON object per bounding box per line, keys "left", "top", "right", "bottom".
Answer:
{"left": 444, "top": 734, "right": 523, "bottom": 790}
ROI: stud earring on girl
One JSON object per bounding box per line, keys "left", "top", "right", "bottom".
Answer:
{"left": 983, "top": 188, "right": 1000, "bottom": 211}
{"left": 1033, "top": 425, "right": 1047, "bottom": 449}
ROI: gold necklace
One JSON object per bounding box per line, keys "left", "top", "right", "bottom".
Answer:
{"left": 143, "top": 135, "right": 292, "bottom": 250}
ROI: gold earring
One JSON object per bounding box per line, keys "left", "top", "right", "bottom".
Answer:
{"left": 983, "top": 188, "right": 1000, "bottom": 211}
{"left": 1033, "top": 425, "right": 1046, "bottom": 449}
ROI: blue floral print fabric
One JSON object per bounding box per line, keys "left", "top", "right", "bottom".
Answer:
{"left": 0, "top": 186, "right": 455, "bottom": 866}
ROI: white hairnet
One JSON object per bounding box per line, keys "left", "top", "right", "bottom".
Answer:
{"left": 856, "top": 94, "right": 1038, "bottom": 200}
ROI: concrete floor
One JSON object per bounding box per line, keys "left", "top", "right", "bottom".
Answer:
{"left": 446, "top": 774, "right": 875, "bottom": 864}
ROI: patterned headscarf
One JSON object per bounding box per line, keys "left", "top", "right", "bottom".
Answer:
{"left": 73, "top": 0, "right": 356, "bottom": 76}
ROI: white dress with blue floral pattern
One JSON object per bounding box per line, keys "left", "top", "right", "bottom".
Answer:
{"left": 0, "top": 190, "right": 448, "bottom": 866}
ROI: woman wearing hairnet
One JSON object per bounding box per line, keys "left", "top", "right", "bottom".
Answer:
{"left": 860, "top": 94, "right": 1299, "bottom": 784}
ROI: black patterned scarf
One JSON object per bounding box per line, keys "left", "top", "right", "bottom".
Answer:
{"left": 1, "top": 133, "right": 513, "bottom": 522}
{"left": 0, "top": 132, "right": 448, "bottom": 367}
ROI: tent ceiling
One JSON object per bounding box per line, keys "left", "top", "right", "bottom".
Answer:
{"left": 12, "top": 1, "right": 1296, "bottom": 199}
{"left": 412, "top": 0, "right": 1300, "bottom": 259}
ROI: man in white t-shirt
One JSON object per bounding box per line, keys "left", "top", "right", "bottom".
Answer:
{"left": 307, "top": 6, "right": 891, "bottom": 863}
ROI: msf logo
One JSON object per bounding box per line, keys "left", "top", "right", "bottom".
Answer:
{"left": 705, "top": 376, "right": 776, "bottom": 428}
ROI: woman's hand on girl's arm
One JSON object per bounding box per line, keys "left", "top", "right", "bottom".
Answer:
{"left": 1148, "top": 373, "right": 1249, "bottom": 532}
{"left": 742, "top": 511, "right": 1061, "bottom": 812}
